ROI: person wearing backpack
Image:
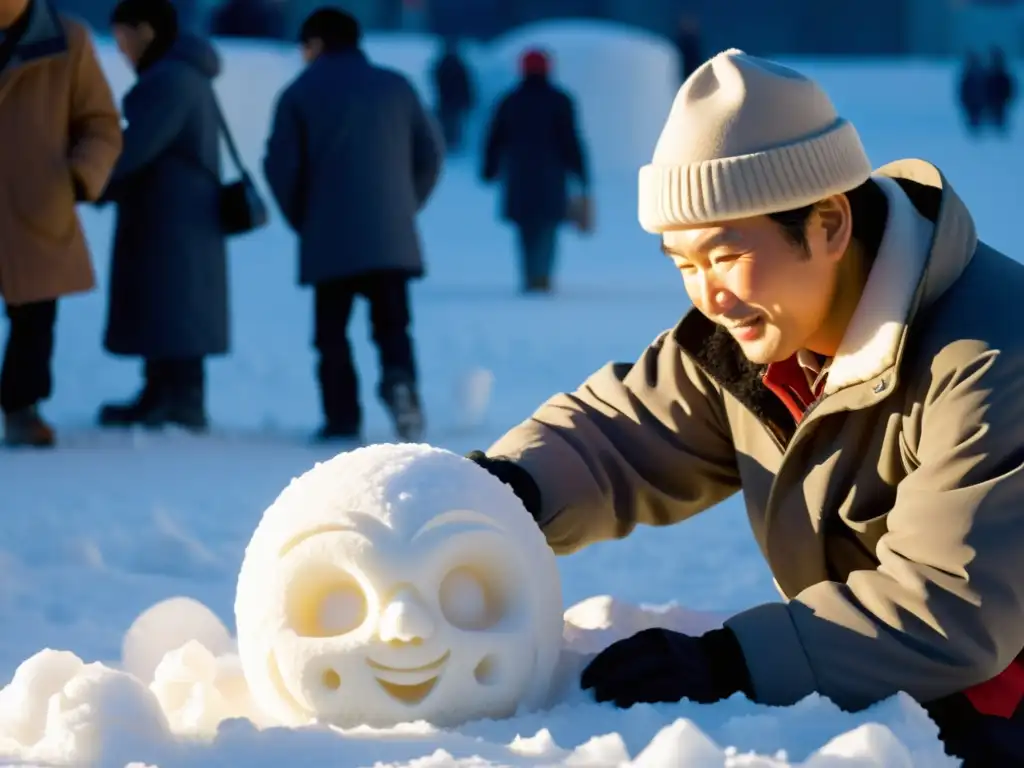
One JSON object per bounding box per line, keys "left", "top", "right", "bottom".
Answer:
{"left": 96, "top": 0, "right": 228, "bottom": 432}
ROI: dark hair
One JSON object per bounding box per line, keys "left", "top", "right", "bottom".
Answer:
{"left": 767, "top": 177, "right": 888, "bottom": 258}
{"left": 110, "top": 0, "right": 177, "bottom": 38}
{"left": 300, "top": 7, "right": 360, "bottom": 51}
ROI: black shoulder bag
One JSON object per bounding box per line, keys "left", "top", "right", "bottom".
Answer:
{"left": 210, "top": 93, "right": 269, "bottom": 236}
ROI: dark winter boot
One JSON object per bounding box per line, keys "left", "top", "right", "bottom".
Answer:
{"left": 380, "top": 379, "right": 424, "bottom": 442}
{"left": 156, "top": 384, "right": 209, "bottom": 432}
{"left": 98, "top": 386, "right": 162, "bottom": 428}
{"left": 3, "top": 405, "right": 56, "bottom": 448}
{"left": 523, "top": 276, "right": 552, "bottom": 294}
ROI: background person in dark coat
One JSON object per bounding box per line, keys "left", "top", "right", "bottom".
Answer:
{"left": 97, "top": 0, "right": 228, "bottom": 431}
{"left": 481, "top": 48, "right": 589, "bottom": 294}
{"left": 673, "top": 15, "right": 702, "bottom": 86}
{"left": 263, "top": 7, "right": 442, "bottom": 444}
{"left": 957, "top": 50, "right": 987, "bottom": 134}
{"left": 430, "top": 37, "right": 474, "bottom": 154}
{"left": 985, "top": 46, "right": 1016, "bottom": 135}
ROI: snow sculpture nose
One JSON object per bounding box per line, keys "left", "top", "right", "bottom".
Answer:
{"left": 378, "top": 586, "right": 435, "bottom": 646}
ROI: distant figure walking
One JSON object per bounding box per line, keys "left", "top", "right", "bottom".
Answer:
{"left": 958, "top": 51, "right": 987, "bottom": 134}
{"left": 985, "top": 46, "right": 1015, "bottom": 135}
{"left": 430, "top": 37, "right": 475, "bottom": 154}
{"left": 97, "top": 0, "right": 229, "bottom": 433}
{"left": 263, "top": 8, "right": 443, "bottom": 444}
{"left": 481, "top": 49, "right": 590, "bottom": 294}
{"left": 673, "top": 15, "right": 702, "bottom": 85}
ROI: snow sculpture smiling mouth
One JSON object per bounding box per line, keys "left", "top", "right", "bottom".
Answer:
{"left": 367, "top": 651, "right": 451, "bottom": 704}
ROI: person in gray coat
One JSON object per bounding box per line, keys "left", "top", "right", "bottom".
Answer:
{"left": 96, "top": 0, "right": 228, "bottom": 432}
{"left": 263, "top": 8, "right": 442, "bottom": 444}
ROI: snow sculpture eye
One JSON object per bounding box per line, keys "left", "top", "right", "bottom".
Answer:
{"left": 439, "top": 565, "right": 504, "bottom": 631}
{"left": 286, "top": 565, "right": 367, "bottom": 638}
{"left": 236, "top": 444, "right": 565, "bottom": 730}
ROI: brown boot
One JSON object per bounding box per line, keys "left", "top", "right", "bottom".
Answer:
{"left": 3, "top": 405, "right": 56, "bottom": 448}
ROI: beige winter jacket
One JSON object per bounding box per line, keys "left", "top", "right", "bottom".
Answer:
{"left": 0, "top": 4, "right": 122, "bottom": 306}
{"left": 488, "top": 159, "right": 1024, "bottom": 712}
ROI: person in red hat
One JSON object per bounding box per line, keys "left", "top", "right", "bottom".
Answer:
{"left": 481, "top": 47, "right": 590, "bottom": 294}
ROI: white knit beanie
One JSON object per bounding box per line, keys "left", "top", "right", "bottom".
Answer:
{"left": 638, "top": 49, "right": 873, "bottom": 233}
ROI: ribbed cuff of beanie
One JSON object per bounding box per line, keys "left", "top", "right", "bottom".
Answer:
{"left": 637, "top": 119, "right": 873, "bottom": 233}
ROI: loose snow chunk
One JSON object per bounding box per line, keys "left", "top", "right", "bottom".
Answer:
{"left": 150, "top": 640, "right": 262, "bottom": 738}
{"left": 629, "top": 719, "right": 726, "bottom": 767}
{"left": 0, "top": 653, "right": 170, "bottom": 766}
{"left": 805, "top": 723, "right": 914, "bottom": 767}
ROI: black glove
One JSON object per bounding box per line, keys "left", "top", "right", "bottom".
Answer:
{"left": 465, "top": 450, "right": 542, "bottom": 520}
{"left": 580, "top": 626, "right": 753, "bottom": 708}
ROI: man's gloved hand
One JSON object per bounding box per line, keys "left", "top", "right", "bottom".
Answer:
{"left": 580, "top": 626, "right": 753, "bottom": 708}
{"left": 465, "top": 450, "right": 542, "bottom": 521}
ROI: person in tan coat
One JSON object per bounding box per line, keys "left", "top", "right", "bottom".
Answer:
{"left": 0, "top": 0, "right": 122, "bottom": 447}
{"left": 469, "top": 49, "right": 1024, "bottom": 764}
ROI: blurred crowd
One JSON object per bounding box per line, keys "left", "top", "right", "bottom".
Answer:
{"left": 0, "top": 0, "right": 594, "bottom": 449}
{"left": 958, "top": 46, "right": 1017, "bottom": 135}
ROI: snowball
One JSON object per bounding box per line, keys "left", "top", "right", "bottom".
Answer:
{"left": 122, "top": 596, "right": 234, "bottom": 684}
{"left": 235, "top": 443, "right": 564, "bottom": 729}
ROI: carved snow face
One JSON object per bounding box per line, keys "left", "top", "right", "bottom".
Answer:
{"left": 235, "top": 444, "right": 564, "bottom": 729}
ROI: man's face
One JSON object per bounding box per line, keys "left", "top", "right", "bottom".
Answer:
{"left": 112, "top": 22, "right": 154, "bottom": 67}
{"left": 301, "top": 38, "right": 323, "bottom": 63}
{"left": 661, "top": 195, "right": 852, "bottom": 365}
{"left": 0, "top": 0, "right": 29, "bottom": 26}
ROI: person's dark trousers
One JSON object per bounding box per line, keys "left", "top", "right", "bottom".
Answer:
{"left": 1, "top": 299, "right": 57, "bottom": 415}
{"left": 515, "top": 223, "right": 559, "bottom": 293}
{"left": 314, "top": 271, "right": 417, "bottom": 437}
{"left": 439, "top": 108, "right": 463, "bottom": 153}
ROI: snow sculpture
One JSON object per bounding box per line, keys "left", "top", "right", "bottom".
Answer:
{"left": 234, "top": 443, "right": 564, "bottom": 729}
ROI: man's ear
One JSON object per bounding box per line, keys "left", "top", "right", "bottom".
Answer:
{"left": 814, "top": 193, "right": 853, "bottom": 262}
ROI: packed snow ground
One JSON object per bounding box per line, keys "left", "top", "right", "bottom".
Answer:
{"left": 0, "top": 20, "right": 1021, "bottom": 766}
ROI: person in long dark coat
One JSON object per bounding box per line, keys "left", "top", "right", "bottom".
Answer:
{"left": 985, "top": 46, "right": 1016, "bottom": 135}
{"left": 263, "top": 8, "right": 442, "bottom": 444}
{"left": 481, "top": 49, "right": 589, "bottom": 294}
{"left": 430, "top": 37, "right": 474, "bottom": 153}
{"left": 96, "top": 0, "right": 228, "bottom": 431}
{"left": 958, "top": 51, "right": 988, "bottom": 134}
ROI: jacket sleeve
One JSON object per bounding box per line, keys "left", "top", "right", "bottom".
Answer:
{"left": 408, "top": 82, "right": 442, "bottom": 208}
{"left": 65, "top": 22, "right": 122, "bottom": 201}
{"left": 557, "top": 93, "right": 589, "bottom": 188}
{"left": 105, "top": 67, "right": 193, "bottom": 194}
{"left": 262, "top": 88, "right": 305, "bottom": 230}
{"left": 726, "top": 344, "right": 1024, "bottom": 711}
{"left": 480, "top": 97, "right": 507, "bottom": 182}
{"left": 487, "top": 330, "right": 742, "bottom": 555}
